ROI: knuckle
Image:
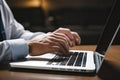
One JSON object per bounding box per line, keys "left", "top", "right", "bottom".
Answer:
{"left": 71, "top": 31, "right": 77, "bottom": 35}
{"left": 59, "top": 28, "right": 71, "bottom": 32}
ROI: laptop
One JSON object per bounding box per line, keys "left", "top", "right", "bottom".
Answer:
{"left": 10, "top": 0, "right": 120, "bottom": 73}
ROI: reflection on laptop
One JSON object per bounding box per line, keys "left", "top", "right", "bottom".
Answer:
{"left": 10, "top": 0, "right": 120, "bottom": 74}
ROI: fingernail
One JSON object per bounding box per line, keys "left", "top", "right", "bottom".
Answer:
{"left": 76, "top": 39, "right": 80, "bottom": 44}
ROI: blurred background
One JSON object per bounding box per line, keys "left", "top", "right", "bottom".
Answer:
{"left": 6, "top": 0, "right": 120, "bottom": 45}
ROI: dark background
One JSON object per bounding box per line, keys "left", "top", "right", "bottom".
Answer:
{"left": 6, "top": 0, "right": 120, "bottom": 45}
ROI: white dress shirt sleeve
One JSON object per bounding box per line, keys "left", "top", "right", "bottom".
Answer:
{"left": 0, "top": 39, "right": 28, "bottom": 62}
{"left": 0, "top": 0, "right": 45, "bottom": 64}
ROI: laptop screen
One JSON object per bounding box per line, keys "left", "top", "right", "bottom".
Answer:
{"left": 95, "top": 0, "right": 120, "bottom": 55}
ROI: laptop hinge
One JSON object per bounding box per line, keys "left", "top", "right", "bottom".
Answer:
{"left": 94, "top": 52, "right": 104, "bottom": 73}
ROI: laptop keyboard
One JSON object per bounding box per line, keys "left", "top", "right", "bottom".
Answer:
{"left": 47, "top": 52, "right": 87, "bottom": 67}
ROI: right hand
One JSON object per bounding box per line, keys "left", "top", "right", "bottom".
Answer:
{"left": 27, "top": 32, "right": 70, "bottom": 56}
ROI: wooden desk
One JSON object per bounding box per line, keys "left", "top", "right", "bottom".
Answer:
{"left": 0, "top": 45, "right": 120, "bottom": 80}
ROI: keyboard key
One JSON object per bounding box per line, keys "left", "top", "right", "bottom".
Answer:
{"left": 75, "top": 52, "right": 84, "bottom": 66}
{"left": 47, "top": 55, "right": 70, "bottom": 65}
{"left": 82, "top": 52, "right": 87, "bottom": 67}
{"left": 67, "top": 52, "right": 78, "bottom": 66}
{"left": 59, "top": 56, "right": 70, "bottom": 65}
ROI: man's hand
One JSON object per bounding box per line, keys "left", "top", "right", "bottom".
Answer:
{"left": 28, "top": 28, "right": 81, "bottom": 56}
{"left": 28, "top": 32, "right": 70, "bottom": 56}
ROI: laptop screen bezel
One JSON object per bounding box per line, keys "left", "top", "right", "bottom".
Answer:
{"left": 95, "top": 0, "right": 120, "bottom": 55}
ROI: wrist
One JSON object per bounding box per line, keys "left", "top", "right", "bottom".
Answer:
{"left": 27, "top": 40, "right": 33, "bottom": 55}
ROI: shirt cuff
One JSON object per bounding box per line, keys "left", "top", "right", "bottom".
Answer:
{"left": 6, "top": 39, "right": 29, "bottom": 61}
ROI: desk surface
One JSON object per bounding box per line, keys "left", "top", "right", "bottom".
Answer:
{"left": 0, "top": 45, "right": 120, "bottom": 80}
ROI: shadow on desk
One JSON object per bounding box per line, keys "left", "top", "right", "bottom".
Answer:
{"left": 98, "top": 60, "right": 120, "bottom": 80}
{"left": 0, "top": 62, "right": 10, "bottom": 70}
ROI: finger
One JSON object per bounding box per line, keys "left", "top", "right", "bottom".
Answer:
{"left": 56, "top": 32, "right": 76, "bottom": 47}
{"left": 47, "top": 45, "right": 68, "bottom": 56}
{"left": 52, "top": 33, "right": 72, "bottom": 47}
{"left": 48, "top": 36, "right": 69, "bottom": 55}
{"left": 71, "top": 32, "right": 81, "bottom": 45}
{"left": 50, "top": 46, "right": 67, "bottom": 55}
{"left": 49, "top": 33, "right": 69, "bottom": 50}
{"left": 48, "top": 43, "right": 69, "bottom": 55}
{"left": 54, "top": 28, "right": 74, "bottom": 40}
